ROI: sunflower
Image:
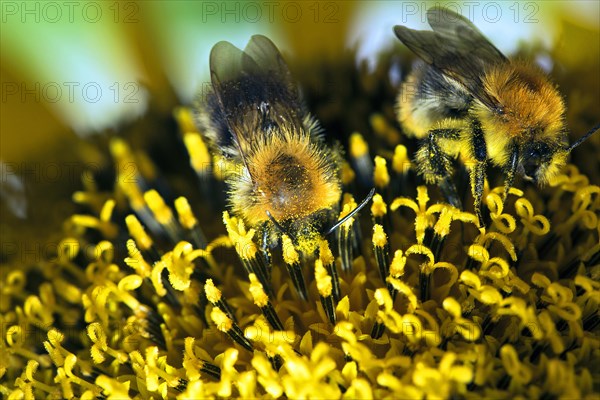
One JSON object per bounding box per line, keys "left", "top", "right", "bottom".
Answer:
{"left": 1, "top": 2, "right": 599, "bottom": 399}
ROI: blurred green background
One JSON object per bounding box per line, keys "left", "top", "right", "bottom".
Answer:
{"left": 3, "top": 1, "right": 599, "bottom": 158}
{"left": 1, "top": 0, "right": 599, "bottom": 241}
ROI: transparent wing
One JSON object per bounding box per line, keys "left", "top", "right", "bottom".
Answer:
{"left": 208, "top": 40, "right": 254, "bottom": 172}
{"left": 394, "top": 6, "right": 508, "bottom": 110}
{"left": 243, "top": 34, "right": 297, "bottom": 99}
{"left": 208, "top": 35, "right": 305, "bottom": 171}
{"left": 242, "top": 35, "right": 306, "bottom": 126}
{"left": 209, "top": 35, "right": 303, "bottom": 129}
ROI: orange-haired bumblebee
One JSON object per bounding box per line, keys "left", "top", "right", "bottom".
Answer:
{"left": 195, "top": 35, "right": 369, "bottom": 256}
{"left": 394, "top": 7, "right": 599, "bottom": 226}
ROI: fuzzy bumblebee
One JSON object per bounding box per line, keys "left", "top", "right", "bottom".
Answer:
{"left": 195, "top": 35, "right": 343, "bottom": 255}
{"left": 395, "top": 6, "right": 599, "bottom": 226}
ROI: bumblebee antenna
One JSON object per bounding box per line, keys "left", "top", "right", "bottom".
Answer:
{"left": 325, "top": 188, "right": 376, "bottom": 236}
{"left": 568, "top": 123, "right": 600, "bottom": 152}
{"left": 266, "top": 210, "right": 296, "bottom": 242}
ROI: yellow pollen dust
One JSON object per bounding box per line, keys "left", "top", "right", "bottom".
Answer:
{"left": 319, "top": 239, "right": 335, "bottom": 266}
{"left": 282, "top": 235, "right": 300, "bottom": 265}
{"left": 371, "top": 194, "right": 387, "bottom": 218}
{"left": 372, "top": 224, "right": 388, "bottom": 248}
{"left": 223, "top": 212, "right": 258, "bottom": 261}
{"left": 248, "top": 274, "right": 269, "bottom": 308}
{"left": 204, "top": 279, "right": 222, "bottom": 303}
{"left": 315, "top": 259, "right": 332, "bottom": 297}
{"left": 211, "top": 307, "right": 232, "bottom": 332}
{"left": 389, "top": 250, "right": 406, "bottom": 277}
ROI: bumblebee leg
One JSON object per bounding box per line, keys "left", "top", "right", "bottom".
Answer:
{"left": 261, "top": 228, "right": 272, "bottom": 269}
{"left": 470, "top": 160, "right": 487, "bottom": 227}
{"left": 415, "top": 128, "right": 462, "bottom": 207}
{"left": 261, "top": 228, "right": 269, "bottom": 252}
{"left": 503, "top": 144, "right": 519, "bottom": 202}
{"left": 470, "top": 120, "right": 488, "bottom": 227}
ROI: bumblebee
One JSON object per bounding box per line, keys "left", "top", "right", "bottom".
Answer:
{"left": 196, "top": 35, "right": 365, "bottom": 256}
{"left": 394, "top": 7, "right": 599, "bottom": 226}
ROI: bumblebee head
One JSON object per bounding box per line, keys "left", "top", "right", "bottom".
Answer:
{"left": 518, "top": 121, "right": 600, "bottom": 185}
{"left": 287, "top": 209, "right": 333, "bottom": 256}
{"left": 519, "top": 141, "right": 567, "bottom": 185}
{"left": 268, "top": 188, "right": 375, "bottom": 257}
{"left": 266, "top": 208, "right": 334, "bottom": 257}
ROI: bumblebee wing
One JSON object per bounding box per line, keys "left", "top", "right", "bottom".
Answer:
{"left": 394, "top": 7, "right": 508, "bottom": 110}
{"left": 209, "top": 35, "right": 308, "bottom": 180}
{"left": 427, "top": 7, "right": 507, "bottom": 70}
{"left": 210, "top": 35, "right": 304, "bottom": 129}
{"left": 209, "top": 39, "right": 258, "bottom": 172}
{"left": 210, "top": 34, "right": 293, "bottom": 92}
{"left": 244, "top": 35, "right": 299, "bottom": 101}
{"left": 245, "top": 35, "right": 308, "bottom": 128}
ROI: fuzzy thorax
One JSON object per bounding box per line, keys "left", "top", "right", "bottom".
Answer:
{"left": 476, "top": 61, "right": 567, "bottom": 168}
{"left": 228, "top": 128, "right": 341, "bottom": 227}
